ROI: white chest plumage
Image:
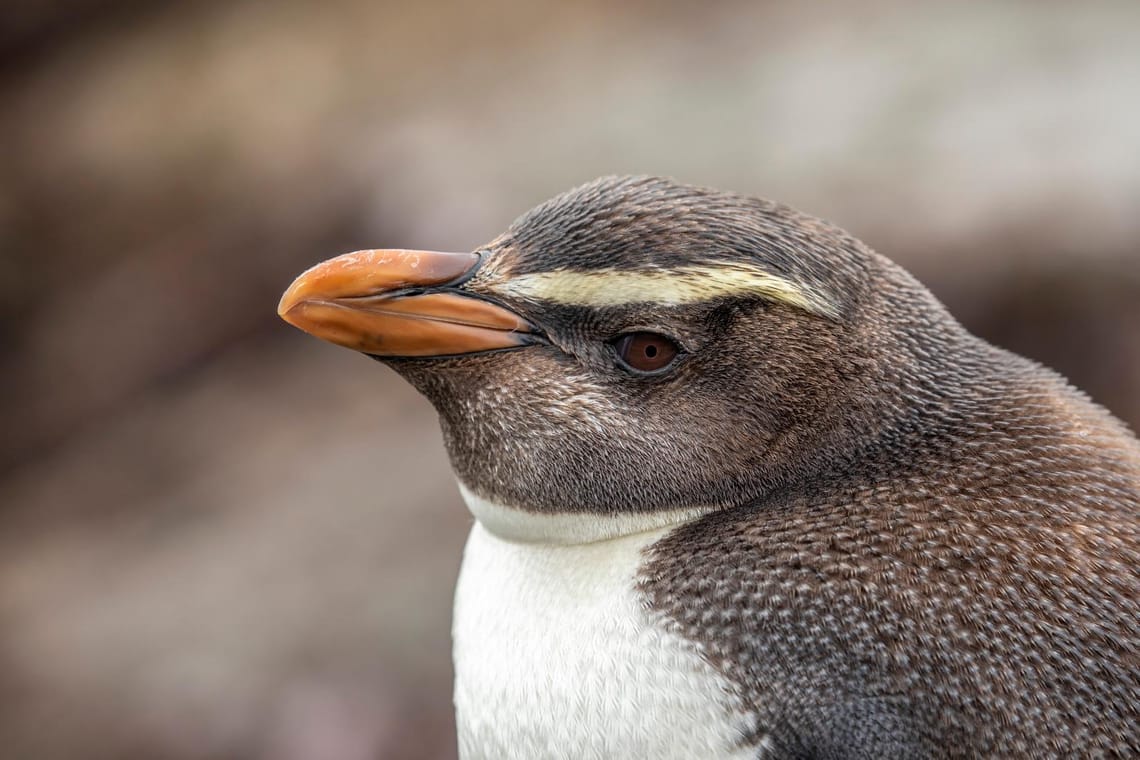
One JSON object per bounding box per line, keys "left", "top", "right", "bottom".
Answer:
{"left": 452, "top": 508, "right": 757, "bottom": 760}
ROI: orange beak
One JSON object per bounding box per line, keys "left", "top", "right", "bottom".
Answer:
{"left": 277, "top": 249, "right": 536, "bottom": 357}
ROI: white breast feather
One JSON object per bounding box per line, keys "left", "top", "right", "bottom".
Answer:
{"left": 452, "top": 507, "right": 758, "bottom": 759}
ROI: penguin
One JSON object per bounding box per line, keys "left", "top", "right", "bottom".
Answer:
{"left": 278, "top": 176, "right": 1140, "bottom": 759}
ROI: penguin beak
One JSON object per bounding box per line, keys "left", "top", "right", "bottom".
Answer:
{"left": 278, "top": 249, "right": 536, "bottom": 357}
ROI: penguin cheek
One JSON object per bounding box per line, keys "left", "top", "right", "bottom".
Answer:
{"left": 385, "top": 342, "right": 775, "bottom": 513}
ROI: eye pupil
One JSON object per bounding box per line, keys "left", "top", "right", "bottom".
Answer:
{"left": 613, "top": 332, "right": 680, "bottom": 373}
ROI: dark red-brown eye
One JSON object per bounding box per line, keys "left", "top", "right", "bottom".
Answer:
{"left": 612, "top": 332, "right": 681, "bottom": 374}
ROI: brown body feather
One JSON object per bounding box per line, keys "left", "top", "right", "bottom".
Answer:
{"left": 643, "top": 340, "right": 1140, "bottom": 756}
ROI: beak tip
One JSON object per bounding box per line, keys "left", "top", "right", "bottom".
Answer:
{"left": 277, "top": 293, "right": 296, "bottom": 320}
{"left": 277, "top": 276, "right": 311, "bottom": 321}
{"left": 278, "top": 295, "right": 317, "bottom": 337}
{"left": 277, "top": 305, "right": 299, "bottom": 328}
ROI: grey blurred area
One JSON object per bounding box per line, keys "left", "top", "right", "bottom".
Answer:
{"left": 1, "top": 0, "right": 1137, "bottom": 758}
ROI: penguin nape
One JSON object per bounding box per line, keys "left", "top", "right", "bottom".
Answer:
{"left": 278, "top": 176, "right": 1140, "bottom": 759}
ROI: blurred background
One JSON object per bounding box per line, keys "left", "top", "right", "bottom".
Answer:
{"left": 1, "top": 0, "right": 1138, "bottom": 758}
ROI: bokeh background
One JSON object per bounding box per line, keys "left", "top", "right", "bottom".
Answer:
{"left": 2, "top": 1, "right": 1138, "bottom": 758}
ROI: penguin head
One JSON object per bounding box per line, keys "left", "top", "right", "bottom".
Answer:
{"left": 280, "top": 176, "right": 956, "bottom": 541}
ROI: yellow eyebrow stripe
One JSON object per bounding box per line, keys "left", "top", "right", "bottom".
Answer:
{"left": 491, "top": 264, "right": 836, "bottom": 317}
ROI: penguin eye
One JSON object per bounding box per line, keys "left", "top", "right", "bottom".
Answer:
{"left": 611, "top": 332, "right": 681, "bottom": 374}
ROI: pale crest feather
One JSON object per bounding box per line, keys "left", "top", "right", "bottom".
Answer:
{"left": 492, "top": 263, "right": 836, "bottom": 317}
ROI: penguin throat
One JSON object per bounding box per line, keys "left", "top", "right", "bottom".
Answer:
{"left": 456, "top": 483, "right": 717, "bottom": 545}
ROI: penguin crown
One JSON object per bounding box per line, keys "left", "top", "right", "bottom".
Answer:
{"left": 476, "top": 174, "right": 867, "bottom": 323}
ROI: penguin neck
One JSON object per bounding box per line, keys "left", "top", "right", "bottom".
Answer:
{"left": 457, "top": 482, "right": 717, "bottom": 545}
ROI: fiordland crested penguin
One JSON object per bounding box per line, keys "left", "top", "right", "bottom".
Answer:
{"left": 279, "top": 176, "right": 1140, "bottom": 759}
